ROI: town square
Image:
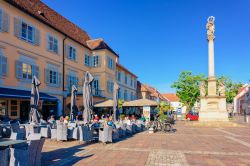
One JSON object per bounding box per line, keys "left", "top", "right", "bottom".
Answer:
{"left": 0, "top": 0, "right": 250, "bottom": 166}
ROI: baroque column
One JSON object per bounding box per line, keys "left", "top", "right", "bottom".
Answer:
{"left": 206, "top": 16, "right": 216, "bottom": 96}
{"left": 199, "top": 16, "right": 228, "bottom": 121}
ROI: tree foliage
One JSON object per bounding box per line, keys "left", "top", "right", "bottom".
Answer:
{"left": 118, "top": 99, "right": 124, "bottom": 109}
{"left": 157, "top": 101, "right": 172, "bottom": 121}
{"left": 171, "top": 71, "right": 244, "bottom": 112}
{"left": 171, "top": 71, "right": 205, "bottom": 112}
{"left": 217, "top": 76, "right": 243, "bottom": 103}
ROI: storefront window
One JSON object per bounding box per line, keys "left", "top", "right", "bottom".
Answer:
{"left": 11, "top": 100, "right": 17, "bottom": 116}
{"left": 0, "top": 100, "right": 7, "bottom": 116}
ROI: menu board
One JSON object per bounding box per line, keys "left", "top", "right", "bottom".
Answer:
{"left": 143, "top": 106, "right": 151, "bottom": 122}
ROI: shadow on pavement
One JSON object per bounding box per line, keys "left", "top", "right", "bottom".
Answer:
{"left": 42, "top": 144, "right": 93, "bottom": 166}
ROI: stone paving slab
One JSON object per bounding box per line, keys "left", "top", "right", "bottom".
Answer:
{"left": 145, "top": 150, "right": 189, "bottom": 166}
{"left": 222, "top": 127, "right": 250, "bottom": 137}
{"left": 42, "top": 121, "right": 250, "bottom": 166}
{"left": 185, "top": 154, "right": 250, "bottom": 166}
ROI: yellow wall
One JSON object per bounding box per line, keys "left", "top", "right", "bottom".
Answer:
{"left": 116, "top": 65, "right": 137, "bottom": 101}
{"left": 0, "top": 1, "right": 138, "bottom": 119}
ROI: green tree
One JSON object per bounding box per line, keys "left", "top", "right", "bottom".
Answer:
{"left": 217, "top": 76, "right": 243, "bottom": 103}
{"left": 171, "top": 71, "right": 205, "bottom": 113}
{"left": 118, "top": 99, "right": 124, "bottom": 109}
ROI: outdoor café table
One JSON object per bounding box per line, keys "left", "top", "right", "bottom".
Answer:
{"left": 0, "top": 138, "right": 27, "bottom": 149}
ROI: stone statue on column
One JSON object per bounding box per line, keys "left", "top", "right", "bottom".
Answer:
{"left": 200, "top": 81, "right": 206, "bottom": 97}
{"left": 218, "top": 80, "right": 226, "bottom": 96}
{"left": 199, "top": 16, "right": 228, "bottom": 121}
{"left": 206, "top": 16, "right": 215, "bottom": 40}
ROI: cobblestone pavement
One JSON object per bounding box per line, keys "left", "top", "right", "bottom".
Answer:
{"left": 42, "top": 121, "right": 250, "bottom": 166}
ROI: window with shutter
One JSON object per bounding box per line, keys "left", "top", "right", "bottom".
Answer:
{"left": 85, "top": 54, "right": 90, "bottom": 66}
{"left": 92, "top": 78, "right": 100, "bottom": 96}
{"left": 47, "top": 34, "right": 58, "bottom": 54}
{"left": 15, "top": 61, "right": 23, "bottom": 79}
{"left": 14, "top": 18, "right": 39, "bottom": 45}
{"left": 67, "top": 75, "right": 78, "bottom": 91}
{"left": 0, "top": 9, "right": 9, "bottom": 33}
{"left": 34, "top": 28, "right": 40, "bottom": 46}
{"left": 67, "top": 45, "right": 76, "bottom": 61}
{"left": 0, "top": 49, "right": 7, "bottom": 77}
{"left": 14, "top": 18, "right": 22, "bottom": 38}
{"left": 45, "top": 69, "right": 50, "bottom": 84}
{"left": 16, "top": 61, "right": 38, "bottom": 81}
{"left": 1, "top": 56, "right": 7, "bottom": 77}
{"left": 107, "top": 56, "right": 114, "bottom": 70}
{"left": 45, "top": 68, "right": 61, "bottom": 87}
{"left": 93, "top": 55, "right": 101, "bottom": 68}
{"left": 2, "top": 11, "right": 9, "bottom": 32}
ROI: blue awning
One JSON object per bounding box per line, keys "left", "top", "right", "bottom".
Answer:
{"left": 0, "top": 87, "right": 58, "bottom": 101}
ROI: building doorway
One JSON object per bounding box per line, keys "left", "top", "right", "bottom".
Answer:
{"left": 20, "top": 101, "right": 30, "bottom": 122}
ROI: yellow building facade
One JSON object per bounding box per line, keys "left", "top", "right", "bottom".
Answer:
{"left": 116, "top": 64, "right": 137, "bottom": 101}
{"left": 0, "top": 0, "right": 137, "bottom": 120}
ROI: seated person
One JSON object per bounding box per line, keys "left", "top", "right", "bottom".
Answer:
{"left": 140, "top": 114, "right": 146, "bottom": 122}
{"left": 48, "top": 115, "right": 56, "bottom": 128}
{"left": 104, "top": 116, "right": 116, "bottom": 129}
{"left": 63, "top": 116, "right": 69, "bottom": 125}
{"left": 124, "top": 116, "right": 131, "bottom": 125}
{"left": 48, "top": 115, "right": 55, "bottom": 123}
{"left": 59, "top": 116, "right": 64, "bottom": 123}
{"left": 131, "top": 115, "right": 136, "bottom": 122}
{"left": 93, "top": 114, "right": 99, "bottom": 121}
{"left": 91, "top": 120, "right": 100, "bottom": 128}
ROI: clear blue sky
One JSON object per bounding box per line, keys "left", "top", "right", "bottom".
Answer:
{"left": 42, "top": 0, "right": 250, "bottom": 93}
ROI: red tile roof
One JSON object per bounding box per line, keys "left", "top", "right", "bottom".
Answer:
{"left": 162, "top": 94, "right": 179, "bottom": 102}
{"left": 87, "top": 38, "right": 119, "bottom": 57}
{"left": 140, "top": 84, "right": 168, "bottom": 102}
{"left": 5, "top": 0, "right": 90, "bottom": 47}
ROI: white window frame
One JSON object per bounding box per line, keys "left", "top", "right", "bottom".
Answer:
{"left": 47, "top": 34, "right": 58, "bottom": 54}
{"left": 92, "top": 76, "right": 100, "bottom": 95}
{"left": 107, "top": 56, "right": 114, "bottom": 70}
{"left": 85, "top": 54, "right": 90, "bottom": 67}
{"left": 21, "top": 63, "right": 33, "bottom": 80}
{"left": 67, "top": 45, "right": 76, "bottom": 61}
{"left": 21, "top": 21, "right": 35, "bottom": 43}
{"left": 49, "top": 70, "right": 58, "bottom": 85}
{"left": 67, "top": 75, "right": 78, "bottom": 88}
{"left": 93, "top": 55, "right": 100, "bottom": 67}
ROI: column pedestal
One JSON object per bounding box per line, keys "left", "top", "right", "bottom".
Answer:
{"left": 199, "top": 96, "right": 228, "bottom": 121}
